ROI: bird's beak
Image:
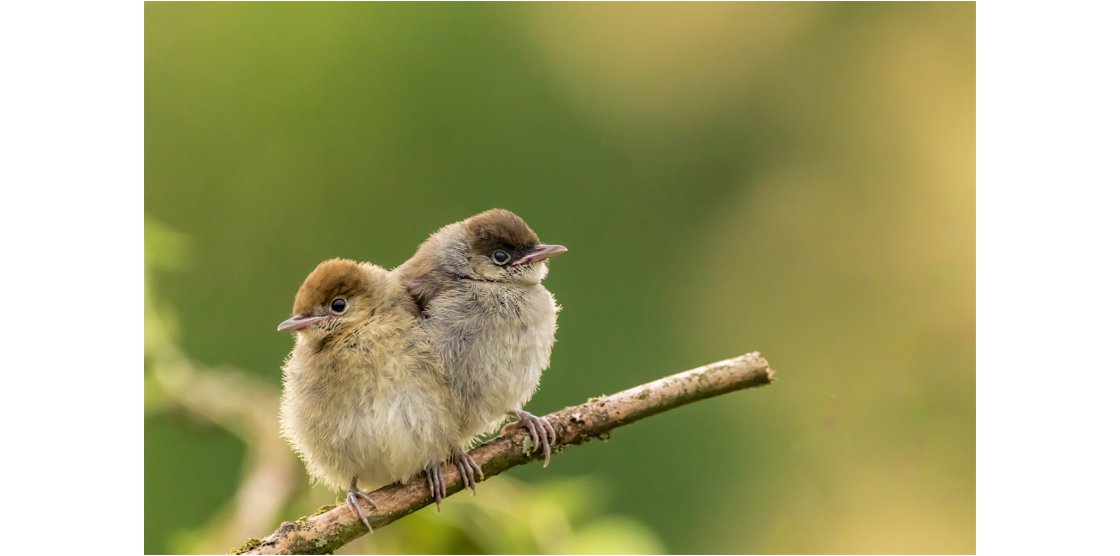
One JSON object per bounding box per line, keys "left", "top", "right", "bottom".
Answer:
{"left": 277, "top": 314, "right": 328, "bottom": 332}
{"left": 511, "top": 244, "right": 568, "bottom": 267}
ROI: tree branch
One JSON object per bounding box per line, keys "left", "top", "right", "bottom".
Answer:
{"left": 236, "top": 351, "right": 776, "bottom": 555}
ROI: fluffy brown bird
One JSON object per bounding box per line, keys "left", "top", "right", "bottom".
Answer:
{"left": 277, "top": 258, "right": 476, "bottom": 531}
{"left": 393, "top": 209, "right": 566, "bottom": 474}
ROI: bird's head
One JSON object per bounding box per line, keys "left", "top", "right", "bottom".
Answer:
{"left": 277, "top": 258, "right": 389, "bottom": 336}
{"left": 421, "top": 209, "right": 566, "bottom": 285}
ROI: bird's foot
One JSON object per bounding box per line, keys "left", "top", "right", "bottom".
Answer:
{"left": 453, "top": 449, "right": 485, "bottom": 495}
{"left": 501, "top": 409, "right": 557, "bottom": 467}
{"left": 346, "top": 477, "right": 376, "bottom": 534}
{"left": 422, "top": 463, "right": 447, "bottom": 511}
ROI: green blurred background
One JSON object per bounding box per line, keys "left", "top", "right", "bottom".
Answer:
{"left": 145, "top": 2, "right": 974, "bottom": 554}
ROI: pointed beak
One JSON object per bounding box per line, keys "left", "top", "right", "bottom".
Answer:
{"left": 510, "top": 244, "right": 568, "bottom": 267}
{"left": 277, "top": 314, "right": 329, "bottom": 332}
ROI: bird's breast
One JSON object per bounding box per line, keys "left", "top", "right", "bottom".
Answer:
{"left": 432, "top": 283, "right": 559, "bottom": 437}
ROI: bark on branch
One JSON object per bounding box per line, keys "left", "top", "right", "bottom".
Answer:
{"left": 236, "top": 351, "right": 776, "bottom": 555}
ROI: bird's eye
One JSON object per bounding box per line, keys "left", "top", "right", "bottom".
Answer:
{"left": 330, "top": 298, "right": 347, "bottom": 314}
{"left": 491, "top": 250, "right": 511, "bottom": 265}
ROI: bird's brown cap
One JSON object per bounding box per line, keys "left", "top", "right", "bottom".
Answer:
{"left": 291, "top": 258, "right": 374, "bottom": 316}
{"left": 463, "top": 209, "right": 540, "bottom": 253}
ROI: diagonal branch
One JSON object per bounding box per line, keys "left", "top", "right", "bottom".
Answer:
{"left": 236, "top": 352, "right": 776, "bottom": 555}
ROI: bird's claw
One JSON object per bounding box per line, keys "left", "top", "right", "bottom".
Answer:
{"left": 422, "top": 463, "right": 447, "bottom": 511}
{"left": 503, "top": 410, "right": 557, "bottom": 467}
{"left": 346, "top": 478, "right": 376, "bottom": 534}
{"left": 453, "top": 449, "right": 485, "bottom": 494}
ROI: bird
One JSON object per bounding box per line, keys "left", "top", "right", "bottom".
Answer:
{"left": 393, "top": 208, "right": 566, "bottom": 475}
{"left": 276, "top": 258, "right": 479, "bottom": 532}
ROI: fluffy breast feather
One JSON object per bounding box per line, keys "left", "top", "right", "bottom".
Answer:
{"left": 423, "top": 281, "right": 560, "bottom": 444}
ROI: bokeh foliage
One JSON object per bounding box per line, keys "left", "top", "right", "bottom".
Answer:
{"left": 145, "top": 3, "right": 974, "bottom": 554}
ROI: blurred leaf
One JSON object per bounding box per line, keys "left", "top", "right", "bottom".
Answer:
{"left": 561, "top": 516, "right": 665, "bottom": 555}
{"left": 144, "top": 216, "right": 191, "bottom": 271}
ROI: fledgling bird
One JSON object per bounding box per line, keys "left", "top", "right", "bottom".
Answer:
{"left": 393, "top": 209, "right": 567, "bottom": 474}
{"left": 277, "top": 258, "right": 476, "bottom": 532}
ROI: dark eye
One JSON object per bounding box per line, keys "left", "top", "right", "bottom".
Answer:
{"left": 330, "top": 298, "right": 347, "bottom": 314}
{"left": 491, "top": 250, "right": 511, "bottom": 265}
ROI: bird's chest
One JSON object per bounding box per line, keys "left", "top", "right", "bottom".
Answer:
{"left": 434, "top": 286, "right": 557, "bottom": 390}
{"left": 479, "top": 305, "right": 555, "bottom": 384}
{"left": 438, "top": 284, "right": 558, "bottom": 408}
{"left": 284, "top": 356, "right": 383, "bottom": 436}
